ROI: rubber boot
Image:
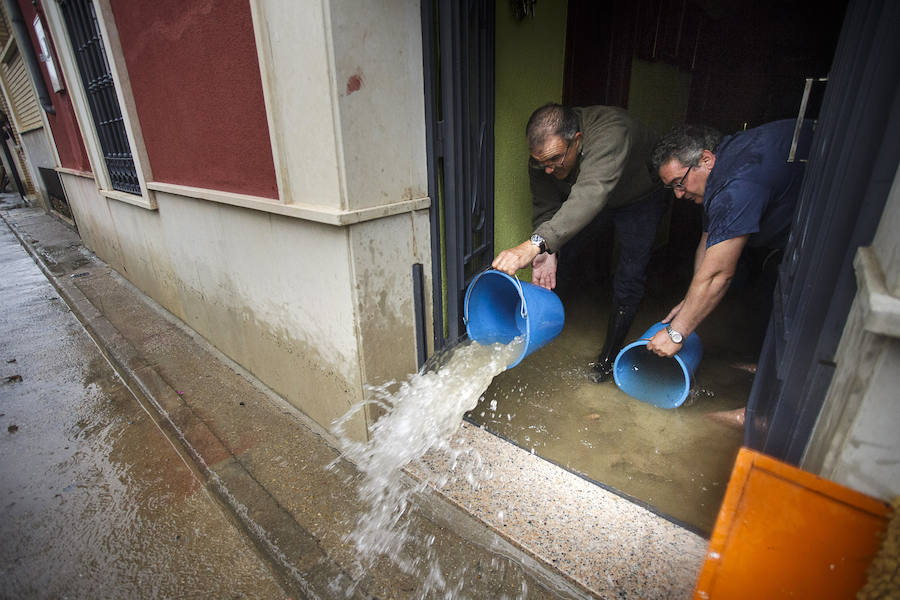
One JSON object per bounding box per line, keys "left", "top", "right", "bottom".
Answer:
{"left": 590, "top": 304, "right": 637, "bottom": 383}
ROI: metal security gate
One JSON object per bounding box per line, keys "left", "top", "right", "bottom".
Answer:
{"left": 421, "top": 0, "right": 495, "bottom": 352}
{"left": 745, "top": 0, "right": 900, "bottom": 462}
{"left": 59, "top": 0, "right": 140, "bottom": 195}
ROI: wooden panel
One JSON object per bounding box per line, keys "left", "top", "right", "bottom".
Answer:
{"left": 694, "top": 447, "right": 892, "bottom": 599}
{"left": 2, "top": 48, "right": 42, "bottom": 132}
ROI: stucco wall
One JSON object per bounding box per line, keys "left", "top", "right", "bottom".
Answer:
{"left": 22, "top": 1, "right": 90, "bottom": 172}
{"left": 155, "top": 192, "right": 364, "bottom": 434}
{"left": 62, "top": 174, "right": 369, "bottom": 440}
{"left": 250, "top": 0, "right": 343, "bottom": 208}
{"left": 329, "top": 1, "right": 428, "bottom": 212}
{"left": 109, "top": 0, "right": 277, "bottom": 199}
{"left": 328, "top": 0, "right": 430, "bottom": 395}
{"left": 350, "top": 211, "right": 432, "bottom": 387}
{"left": 58, "top": 173, "right": 122, "bottom": 264}
{"left": 53, "top": 0, "right": 432, "bottom": 443}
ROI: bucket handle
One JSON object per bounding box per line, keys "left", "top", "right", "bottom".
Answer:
{"left": 513, "top": 274, "right": 528, "bottom": 319}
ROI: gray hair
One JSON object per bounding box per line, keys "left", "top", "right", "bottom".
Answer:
{"left": 650, "top": 124, "right": 723, "bottom": 172}
{"left": 526, "top": 103, "right": 579, "bottom": 149}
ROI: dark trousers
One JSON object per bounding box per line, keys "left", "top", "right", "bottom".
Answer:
{"left": 558, "top": 189, "right": 669, "bottom": 308}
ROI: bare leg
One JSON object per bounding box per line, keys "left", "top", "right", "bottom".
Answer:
{"left": 707, "top": 407, "right": 746, "bottom": 429}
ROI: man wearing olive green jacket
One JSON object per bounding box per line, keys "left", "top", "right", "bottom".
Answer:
{"left": 492, "top": 103, "right": 667, "bottom": 382}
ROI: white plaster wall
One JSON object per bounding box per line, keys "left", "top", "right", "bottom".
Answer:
{"left": 828, "top": 339, "right": 900, "bottom": 499}
{"left": 248, "top": 0, "right": 432, "bottom": 435}
{"left": 65, "top": 191, "right": 434, "bottom": 444}
{"left": 155, "top": 191, "right": 364, "bottom": 436}
{"left": 804, "top": 164, "right": 900, "bottom": 500}
{"left": 329, "top": 0, "right": 428, "bottom": 211}
{"left": 350, "top": 210, "right": 432, "bottom": 388}
{"left": 58, "top": 173, "right": 124, "bottom": 269}
{"left": 106, "top": 198, "right": 183, "bottom": 315}
{"left": 61, "top": 181, "right": 368, "bottom": 440}
{"left": 55, "top": 0, "right": 433, "bottom": 443}
{"left": 250, "top": 0, "right": 344, "bottom": 208}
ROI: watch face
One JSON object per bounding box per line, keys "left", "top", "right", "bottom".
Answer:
{"left": 667, "top": 325, "right": 683, "bottom": 343}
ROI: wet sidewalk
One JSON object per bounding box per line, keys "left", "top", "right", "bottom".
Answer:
{"left": 0, "top": 194, "right": 706, "bottom": 599}
{"left": 0, "top": 199, "right": 289, "bottom": 598}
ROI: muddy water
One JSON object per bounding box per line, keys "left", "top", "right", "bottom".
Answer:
{"left": 467, "top": 277, "right": 761, "bottom": 535}
{"left": 0, "top": 225, "right": 286, "bottom": 599}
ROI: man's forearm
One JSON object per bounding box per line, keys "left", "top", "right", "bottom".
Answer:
{"left": 671, "top": 235, "right": 747, "bottom": 337}
{"left": 669, "top": 271, "right": 732, "bottom": 337}
{"left": 694, "top": 232, "right": 708, "bottom": 273}
{"left": 648, "top": 235, "right": 747, "bottom": 358}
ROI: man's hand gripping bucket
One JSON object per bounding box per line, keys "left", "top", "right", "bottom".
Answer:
{"left": 464, "top": 270, "right": 565, "bottom": 369}
{"left": 612, "top": 322, "right": 703, "bottom": 408}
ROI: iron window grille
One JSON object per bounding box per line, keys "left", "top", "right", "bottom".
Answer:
{"left": 59, "top": 0, "right": 140, "bottom": 195}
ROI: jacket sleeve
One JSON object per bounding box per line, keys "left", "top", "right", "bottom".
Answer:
{"left": 533, "top": 123, "right": 631, "bottom": 252}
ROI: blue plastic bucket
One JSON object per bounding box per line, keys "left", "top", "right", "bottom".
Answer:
{"left": 613, "top": 322, "right": 703, "bottom": 409}
{"left": 464, "top": 270, "right": 565, "bottom": 368}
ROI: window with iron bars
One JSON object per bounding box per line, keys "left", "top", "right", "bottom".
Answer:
{"left": 59, "top": 0, "right": 140, "bottom": 195}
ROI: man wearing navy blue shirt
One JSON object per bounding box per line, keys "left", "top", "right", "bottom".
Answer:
{"left": 645, "top": 120, "right": 813, "bottom": 358}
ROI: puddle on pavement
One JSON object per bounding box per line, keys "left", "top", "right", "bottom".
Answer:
{"left": 466, "top": 260, "right": 764, "bottom": 536}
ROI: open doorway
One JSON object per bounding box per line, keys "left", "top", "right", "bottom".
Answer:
{"left": 465, "top": 0, "right": 847, "bottom": 535}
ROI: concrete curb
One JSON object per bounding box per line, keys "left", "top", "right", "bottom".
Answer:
{"left": 0, "top": 205, "right": 362, "bottom": 600}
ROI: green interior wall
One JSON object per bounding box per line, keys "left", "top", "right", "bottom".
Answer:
{"left": 493, "top": 2, "right": 569, "bottom": 273}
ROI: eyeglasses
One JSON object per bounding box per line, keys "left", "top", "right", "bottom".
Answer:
{"left": 664, "top": 164, "right": 694, "bottom": 190}
{"left": 529, "top": 139, "right": 572, "bottom": 171}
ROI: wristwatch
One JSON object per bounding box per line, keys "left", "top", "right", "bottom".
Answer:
{"left": 530, "top": 233, "right": 547, "bottom": 254}
{"left": 665, "top": 324, "right": 684, "bottom": 344}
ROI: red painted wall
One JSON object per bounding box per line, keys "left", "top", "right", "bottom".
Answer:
{"left": 109, "top": 0, "right": 278, "bottom": 199}
{"left": 23, "top": 2, "right": 92, "bottom": 173}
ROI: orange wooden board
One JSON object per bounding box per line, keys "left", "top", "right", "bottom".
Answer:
{"left": 694, "top": 447, "right": 893, "bottom": 599}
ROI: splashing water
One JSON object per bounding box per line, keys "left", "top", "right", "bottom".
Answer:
{"left": 331, "top": 338, "right": 524, "bottom": 597}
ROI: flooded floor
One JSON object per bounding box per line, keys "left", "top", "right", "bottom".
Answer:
{"left": 467, "top": 246, "right": 768, "bottom": 535}
{"left": 0, "top": 225, "right": 287, "bottom": 598}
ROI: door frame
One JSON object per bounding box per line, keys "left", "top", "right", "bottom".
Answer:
{"left": 421, "top": 0, "right": 496, "bottom": 354}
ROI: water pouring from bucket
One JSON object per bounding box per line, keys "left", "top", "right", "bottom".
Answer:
{"left": 613, "top": 322, "right": 703, "bottom": 409}
{"left": 464, "top": 270, "right": 565, "bottom": 369}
